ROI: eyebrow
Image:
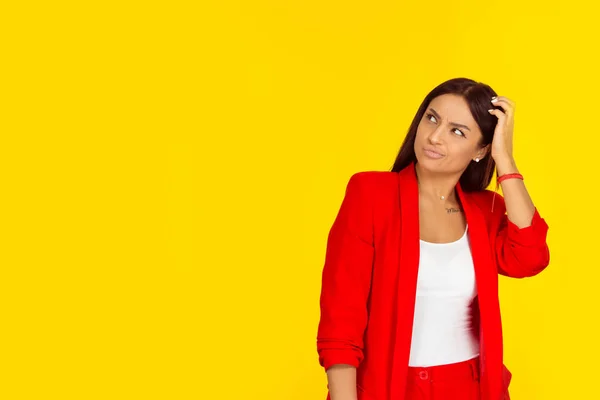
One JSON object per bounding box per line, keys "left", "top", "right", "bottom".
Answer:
{"left": 428, "top": 108, "right": 471, "bottom": 131}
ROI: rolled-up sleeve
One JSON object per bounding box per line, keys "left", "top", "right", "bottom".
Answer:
{"left": 495, "top": 197, "right": 550, "bottom": 278}
{"left": 316, "top": 172, "right": 375, "bottom": 371}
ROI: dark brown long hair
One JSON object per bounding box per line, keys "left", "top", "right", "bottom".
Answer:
{"left": 390, "top": 77, "right": 500, "bottom": 192}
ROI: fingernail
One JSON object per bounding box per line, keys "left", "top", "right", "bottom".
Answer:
{"left": 488, "top": 109, "right": 494, "bottom": 113}
{"left": 491, "top": 96, "right": 497, "bottom": 99}
{"left": 491, "top": 98, "right": 498, "bottom": 103}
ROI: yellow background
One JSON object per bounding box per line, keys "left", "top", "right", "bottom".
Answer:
{"left": 1, "top": 0, "right": 598, "bottom": 398}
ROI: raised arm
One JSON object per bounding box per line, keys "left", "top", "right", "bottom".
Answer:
{"left": 487, "top": 96, "right": 550, "bottom": 278}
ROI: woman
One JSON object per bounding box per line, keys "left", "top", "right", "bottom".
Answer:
{"left": 316, "top": 77, "right": 550, "bottom": 400}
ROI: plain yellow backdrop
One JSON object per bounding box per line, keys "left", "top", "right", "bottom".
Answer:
{"left": 1, "top": 0, "right": 599, "bottom": 399}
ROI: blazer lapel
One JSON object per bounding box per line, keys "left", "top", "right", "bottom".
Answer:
{"left": 389, "top": 163, "right": 421, "bottom": 400}
{"left": 457, "top": 183, "right": 502, "bottom": 400}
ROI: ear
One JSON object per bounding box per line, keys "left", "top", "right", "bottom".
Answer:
{"left": 473, "top": 144, "right": 490, "bottom": 161}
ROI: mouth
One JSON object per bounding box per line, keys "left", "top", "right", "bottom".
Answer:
{"left": 423, "top": 147, "right": 445, "bottom": 159}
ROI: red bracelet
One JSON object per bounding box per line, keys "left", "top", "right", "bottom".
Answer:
{"left": 497, "top": 173, "right": 524, "bottom": 184}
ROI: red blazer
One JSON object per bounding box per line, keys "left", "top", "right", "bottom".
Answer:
{"left": 317, "top": 162, "right": 550, "bottom": 400}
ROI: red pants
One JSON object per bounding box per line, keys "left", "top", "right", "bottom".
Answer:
{"left": 405, "top": 357, "right": 481, "bottom": 400}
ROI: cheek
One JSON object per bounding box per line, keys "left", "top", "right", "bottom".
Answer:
{"left": 415, "top": 124, "right": 429, "bottom": 141}
{"left": 448, "top": 142, "right": 478, "bottom": 160}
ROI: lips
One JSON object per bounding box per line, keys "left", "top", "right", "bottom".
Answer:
{"left": 423, "top": 148, "right": 444, "bottom": 159}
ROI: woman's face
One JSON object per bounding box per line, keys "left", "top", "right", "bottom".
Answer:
{"left": 414, "top": 93, "right": 489, "bottom": 175}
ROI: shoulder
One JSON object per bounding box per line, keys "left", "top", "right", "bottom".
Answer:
{"left": 468, "top": 189, "right": 507, "bottom": 217}
{"left": 347, "top": 171, "right": 398, "bottom": 192}
{"left": 344, "top": 172, "right": 399, "bottom": 218}
{"left": 470, "top": 188, "right": 504, "bottom": 205}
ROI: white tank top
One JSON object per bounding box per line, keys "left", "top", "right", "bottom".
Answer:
{"left": 408, "top": 225, "right": 480, "bottom": 367}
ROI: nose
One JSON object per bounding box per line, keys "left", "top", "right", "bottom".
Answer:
{"left": 428, "top": 126, "right": 444, "bottom": 144}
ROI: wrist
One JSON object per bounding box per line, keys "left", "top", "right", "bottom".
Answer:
{"left": 495, "top": 157, "right": 518, "bottom": 176}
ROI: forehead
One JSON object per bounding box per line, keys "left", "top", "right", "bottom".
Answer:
{"left": 428, "top": 94, "right": 477, "bottom": 128}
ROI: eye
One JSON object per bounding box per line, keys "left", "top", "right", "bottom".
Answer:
{"left": 452, "top": 128, "right": 466, "bottom": 137}
{"left": 425, "top": 113, "right": 437, "bottom": 123}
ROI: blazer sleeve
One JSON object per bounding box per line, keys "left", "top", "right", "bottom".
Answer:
{"left": 316, "top": 172, "right": 375, "bottom": 371}
{"left": 492, "top": 192, "right": 551, "bottom": 278}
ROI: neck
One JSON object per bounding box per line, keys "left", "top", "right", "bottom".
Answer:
{"left": 414, "top": 162, "right": 461, "bottom": 203}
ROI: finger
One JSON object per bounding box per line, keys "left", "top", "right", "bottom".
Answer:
{"left": 495, "top": 96, "right": 515, "bottom": 107}
{"left": 492, "top": 96, "right": 515, "bottom": 110}
{"left": 488, "top": 108, "right": 506, "bottom": 119}
{"left": 491, "top": 98, "right": 514, "bottom": 115}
